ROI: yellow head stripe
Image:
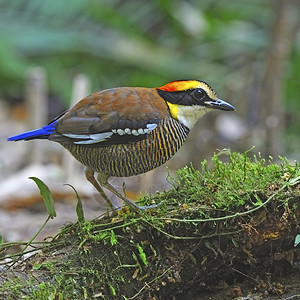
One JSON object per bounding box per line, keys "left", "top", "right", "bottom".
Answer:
{"left": 166, "top": 101, "right": 179, "bottom": 120}
{"left": 158, "top": 80, "right": 218, "bottom": 100}
{"left": 159, "top": 80, "right": 200, "bottom": 92}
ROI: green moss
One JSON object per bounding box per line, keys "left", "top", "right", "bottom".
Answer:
{"left": 0, "top": 150, "right": 299, "bottom": 299}
{"left": 141, "top": 150, "right": 299, "bottom": 211}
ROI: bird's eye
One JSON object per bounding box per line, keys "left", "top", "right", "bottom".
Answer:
{"left": 192, "top": 88, "right": 205, "bottom": 100}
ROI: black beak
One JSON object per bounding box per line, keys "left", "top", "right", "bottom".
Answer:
{"left": 204, "top": 98, "right": 235, "bottom": 111}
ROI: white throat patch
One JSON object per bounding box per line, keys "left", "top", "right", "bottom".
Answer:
{"left": 177, "top": 105, "right": 211, "bottom": 129}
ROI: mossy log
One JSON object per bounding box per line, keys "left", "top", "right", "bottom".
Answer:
{"left": 0, "top": 151, "right": 299, "bottom": 299}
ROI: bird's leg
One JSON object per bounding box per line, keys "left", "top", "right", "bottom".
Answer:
{"left": 97, "top": 173, "right": 158, "bottom": 211}
{"left": 85, "top": 168, "right": 115, "bottom": 209}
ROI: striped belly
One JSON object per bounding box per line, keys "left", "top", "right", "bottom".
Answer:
{"left": 62, "top": 118, "right": 189, "bottom": 177}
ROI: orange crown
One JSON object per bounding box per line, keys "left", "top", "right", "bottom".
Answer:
{"left": 158, "top": 80, "right": 202, "bottom": 92}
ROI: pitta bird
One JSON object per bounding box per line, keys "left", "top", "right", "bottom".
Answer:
{"left": 8, "top": 80, "right": 235, "bottom": 210}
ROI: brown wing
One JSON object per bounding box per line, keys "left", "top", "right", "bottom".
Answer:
{"left": 49, "top": 87, "right": 169, "bottom": 146}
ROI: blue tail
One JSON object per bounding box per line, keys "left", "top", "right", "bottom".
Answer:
{"left": 8, "top": 121, "right": 57, "bottom": 141}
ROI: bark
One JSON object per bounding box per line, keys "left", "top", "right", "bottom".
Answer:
{"left": 261, "top": 0, "right": 298, "bottom": 157}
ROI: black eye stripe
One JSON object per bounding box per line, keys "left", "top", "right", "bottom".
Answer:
{"left": 157, "top": 88, "right": 211, "bottom": 106}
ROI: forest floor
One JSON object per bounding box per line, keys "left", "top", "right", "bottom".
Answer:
{"left": 0, "top": 151, "right": 299, "bottom": 300}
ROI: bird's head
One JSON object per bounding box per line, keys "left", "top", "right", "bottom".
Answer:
{"left": 156, "top": 80, "right": 235, "bottom": 129}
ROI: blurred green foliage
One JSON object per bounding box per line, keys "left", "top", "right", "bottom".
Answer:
{"left": 0, "top": 0, "right": 299, "bottom": 155}
{"left": 0, "top": 0, "right": 292, "bottom": 101}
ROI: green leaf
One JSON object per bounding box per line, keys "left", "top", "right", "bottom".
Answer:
{"left": 204, "top": 240, "right": 212, "bottom": 250}
{"left": 32, "top": 263, "right": 43, "bottom": 270}
{"left": 110, "top": 230, "right": 117, "bottom": 246}
{"left": 64, "top": 184, "right": 85, "bottom": 223}
{"left": 231, "top": 238, "right": 238, "bottom": 248}
{"left": 108, "top": 284, "right": 116, "bottom": 296}
{"left": 29, "top": 177, "right": 56, "bottom": 218}
{"left": 137, "top": 243, "right": 148, "bottom": 266}
{"left": 189, "top": 253, "right": 197, "bottom": 264}
{"left": 295, "top": 234, "right": 300, "bottom": 247}
{"left": 289, "top": 176, "right": 300, "bottom": 186}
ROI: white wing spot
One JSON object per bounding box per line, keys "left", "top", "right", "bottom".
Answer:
{"left": 146, "top": 123, "right": 157, "bottom": 131}
{"left": 90, "top": 132, "right": 113, "bottom": 140}
{"left": 131, "top": 129, "right": 139, "bottom": 136}
{"left": 64, "top": 123, "right": 158, "bottom": 145}
{"left": 124, "top": 128, "right": 131, "bottom": 134}
{"left": 143, "top": 123, "right": 157, "bottom": 134}
{"left": 110, "top": 123, "right": 158, "bottom": 137}
{"left": 117, "top": 129, "right": 125, "bottom": 135}
{"left": 63, "top": 133, "right": 91, "bottom": 139}
{"left": 71, "top": 132, "right": 113, "bottom": 144}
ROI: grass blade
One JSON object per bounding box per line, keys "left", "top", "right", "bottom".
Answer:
{"left": 64, "top": 184, "right": 85, "bottom": 223}
{"left": 29, "top": 177, "right": 56, "bottom": 218}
